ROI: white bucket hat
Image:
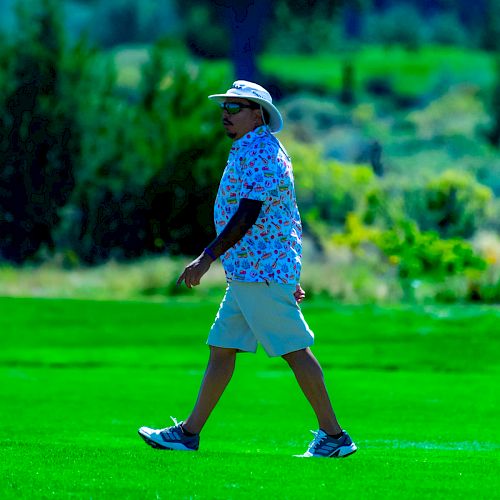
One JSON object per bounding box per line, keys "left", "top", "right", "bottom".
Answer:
{"left": 208, "top": 80, "right": 283, "bottom": 133}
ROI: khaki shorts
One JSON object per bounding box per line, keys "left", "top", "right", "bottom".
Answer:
{"left": 207, "top": 281, "right": 314, "bottom": 357}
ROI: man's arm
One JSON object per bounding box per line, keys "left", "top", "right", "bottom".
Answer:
{"left": 177, "top": 199, "right": 263, "bottom": 288}
{"left": 205, "top": 198, "right": 263, "bottom": 259}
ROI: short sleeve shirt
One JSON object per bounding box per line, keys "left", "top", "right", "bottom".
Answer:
{"left": 214, "top": 125, "right": 302, "bottom": 284}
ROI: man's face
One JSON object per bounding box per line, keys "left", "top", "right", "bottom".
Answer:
{"left": 221, "top": 98, "right": 262, "bottom": 140}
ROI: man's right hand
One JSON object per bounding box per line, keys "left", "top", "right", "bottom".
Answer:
{"left": 176, "top": 252, "right": 213, "bottom": 288}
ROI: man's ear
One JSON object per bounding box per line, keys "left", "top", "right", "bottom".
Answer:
{"left": 254, "top": 109, "right": 264, "bottom": 126}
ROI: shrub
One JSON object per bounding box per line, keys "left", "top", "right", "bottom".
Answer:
{"left": 363, "top": 4, "right": 426, "bottom": 50}
{"left": 428, "top": 12, "right": 468, "bottom": 46}
{"left": 57, "top": 40, "right": 229, "bottom": 263}
{"left": 50, "top": 43, "right": 144, "bottom": 263}
{"left": 265, "top": 2, "right": 341, "bottom": 55}
{"left": 289, "top": 138, "right": 375, "bottom": 238}
{"left": 133, "top": 41, "right": 229, "bottom": 255}
{"left": 300, "top": 237, "right": 402, "bottom": 304}
{"left": 406, "top": 86, "right": 489, "bottom": 140}
{"left": 378, "top": 220, "right": 486, "bottom": 280}
{"left": 403, "top": 170, "right": 493, "bottom": 239}
{"left": 89, "top": 0, "right": 180, "bottom": 48}
{"left": 335, "top": 214, "right": 487, "bottom": 282}
{"left": 468, "top": 231, "right": 500, "bottom": 303}
{"left": 182, "top": 2, "right": 229, "bottom": 58}
{"left": 470, "top": 267, "right": 500, "bottom": 303}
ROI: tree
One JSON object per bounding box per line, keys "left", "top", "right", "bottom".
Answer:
{"left": 481, "top": 0, "right": 500, "bottom": 51}
{"left": 486, "top": 56, "right": 500, "bottom": 147}
{"left": 181, "top": 1, "right": 346, "bottom": 81}
{"left": 0, "top": 0, "right": 80, "bottom": 263}
{"left": 180, "top": 0, "right": 273, "bottom": 82}
{"left": 216, "top": 0, "right": 273, "bottom": 81}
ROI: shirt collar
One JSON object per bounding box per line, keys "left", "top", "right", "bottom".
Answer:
{"left": 232, "top": 125, "right": 269, "bottom": 149}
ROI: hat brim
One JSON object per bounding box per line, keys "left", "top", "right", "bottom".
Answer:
{"left": 208, "top": 93, "right": 283, "bottom": 133}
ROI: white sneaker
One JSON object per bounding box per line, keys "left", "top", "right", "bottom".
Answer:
{"left": 296, "top": 429, "right": 357, "bottom": 458}
{"left": 138, "top": 417, "right": 199, "bottom": 451}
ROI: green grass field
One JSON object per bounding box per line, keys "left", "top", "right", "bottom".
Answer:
{"left": 1, "top": 296, "right": 499, "bottom": 499}
{"left": 260, "top": 46, "right": 496, "bottom": 97}
{"left": 110, "top": 45, "right": 495, "bottom": 102}
{"left": 112, "top": 44, "right": 496, "bottom": 99}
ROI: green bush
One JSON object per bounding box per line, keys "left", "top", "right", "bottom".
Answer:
{"left": 335, "top": 213, "right": 487, "bottom": 283}
{"left": 132, "top": 41, "right": 228, "bottom": 255}
{"left": 377, "top": 220, "right": 486, "bottom": 280}
{"left": 265, "top": 2, "right": 341, "bottom": 55}
{"left": 403, "top": 170, "right": 492, "bottom": 239}
{"left": 472, "top": 270, "right": 500, "bottom": 303}
{"left": 89, "top": 0, "right": 180, "bottom": 48}
{"left": 182, "top": 2, "right": 229, "bottom": 58}
{"left": 289, "top": 138, "right": 375, "bottom": 236}
{"left": 359, "top": 170, "right": 492, "bottom": 234}
{"left": 429, "top": 12, "right": 469, "bottom": 47}
{"left": 57, "top": 40, "right": 228, "bottom": 263}
{"left": 363, "top": 4, "right": 426, "bottom": 50}
{"left": 405, "top": 86, "right": 489, "bottom": 139}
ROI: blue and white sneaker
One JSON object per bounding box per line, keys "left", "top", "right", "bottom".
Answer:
{"left": 138, "top": 417, "right": 199, "bottom": 451}
{"left": 296, "top": 429, "right": 357, "bottom": 458}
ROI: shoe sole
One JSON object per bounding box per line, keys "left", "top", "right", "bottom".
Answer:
{"left": 294, "top": 445, "right": 358, "bottom": 458}
{"left": 138, "top": 430, "right": 198, "bottom": 451}
{"left": 330, "top": 445, "right": 357, "bottom": 458}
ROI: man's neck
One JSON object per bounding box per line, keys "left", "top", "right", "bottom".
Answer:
{"left": 231, "top": 124, "right": 266, "bottom": 142}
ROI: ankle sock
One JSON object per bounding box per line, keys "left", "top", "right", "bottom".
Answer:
{"left": 180, "top": 424, "right": 197, "bottom": 436}
{"left": 328, "top": 431, "right": 343, "bottom": 440}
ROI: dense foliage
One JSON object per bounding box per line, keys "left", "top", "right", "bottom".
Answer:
{"left": 61, "top": 41, "right": 228, "bottom": 263}
{"left": 289, "top": 139, "right": 497, "bottom": 302}
{"left": 0, "top": 0, "right": 227, "bottom": 264}
{"left": 0, "top": 1, "right": 77, "bottom": 263}
{"left": 1, "top": 0, "right": 499, "bottom": 303}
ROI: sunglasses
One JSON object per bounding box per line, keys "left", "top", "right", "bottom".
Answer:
{"left": 219, "top": 102, "right": 260, "bottom": 114}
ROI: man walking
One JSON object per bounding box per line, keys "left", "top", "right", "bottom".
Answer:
{"left": 138, "top": 81, "right": 356, "bottom": 458}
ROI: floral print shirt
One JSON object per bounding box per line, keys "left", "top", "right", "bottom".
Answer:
{"left": 214, "top": 125, "right": 302, "bottom": 283}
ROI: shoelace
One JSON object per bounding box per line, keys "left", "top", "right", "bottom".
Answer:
{"left": 160, "top": 416, "right": 181, "bottom": 440}
{"left": 307, "top": 430, "right": 327, "bottom": 452}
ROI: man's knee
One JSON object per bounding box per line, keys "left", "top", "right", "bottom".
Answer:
{"left": 208, "top": 345, "right": 238, "bottom": 365}
{"left": 282, "top": 347, "right": 308, "bottom": 366}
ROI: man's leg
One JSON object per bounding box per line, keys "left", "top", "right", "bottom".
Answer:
{"left": 282, "top": 347, "right": 342, "bottom": 435}
{"left": 182, "top": 346, "right": 238, "bottom": 434}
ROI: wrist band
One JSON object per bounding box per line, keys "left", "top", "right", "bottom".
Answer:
{"left": 204, "top": 247, "right": 217, "bottom": 261}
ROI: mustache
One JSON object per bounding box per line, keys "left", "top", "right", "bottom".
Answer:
{"left": 223, "top": 119, "right": 232, "bottom": 126}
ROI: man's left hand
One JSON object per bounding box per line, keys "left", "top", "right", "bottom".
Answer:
{"left": 177, "top": 253, "right": 212, "bottom": 288}
{"left": 294, "top": 284, "right": 306, "bottom": 304}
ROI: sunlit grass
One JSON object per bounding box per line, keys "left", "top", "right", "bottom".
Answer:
{"left": 0, "top": 257, "right": 225, "bottom": 300}
{"left": 1, "top": 233, "right": 499, "bottom": 304}
{"left": 0, "top": 297, "right": 499, "bottom": 498}
{"left": 260, "top": 45, "right": 495, "bottom": 97}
